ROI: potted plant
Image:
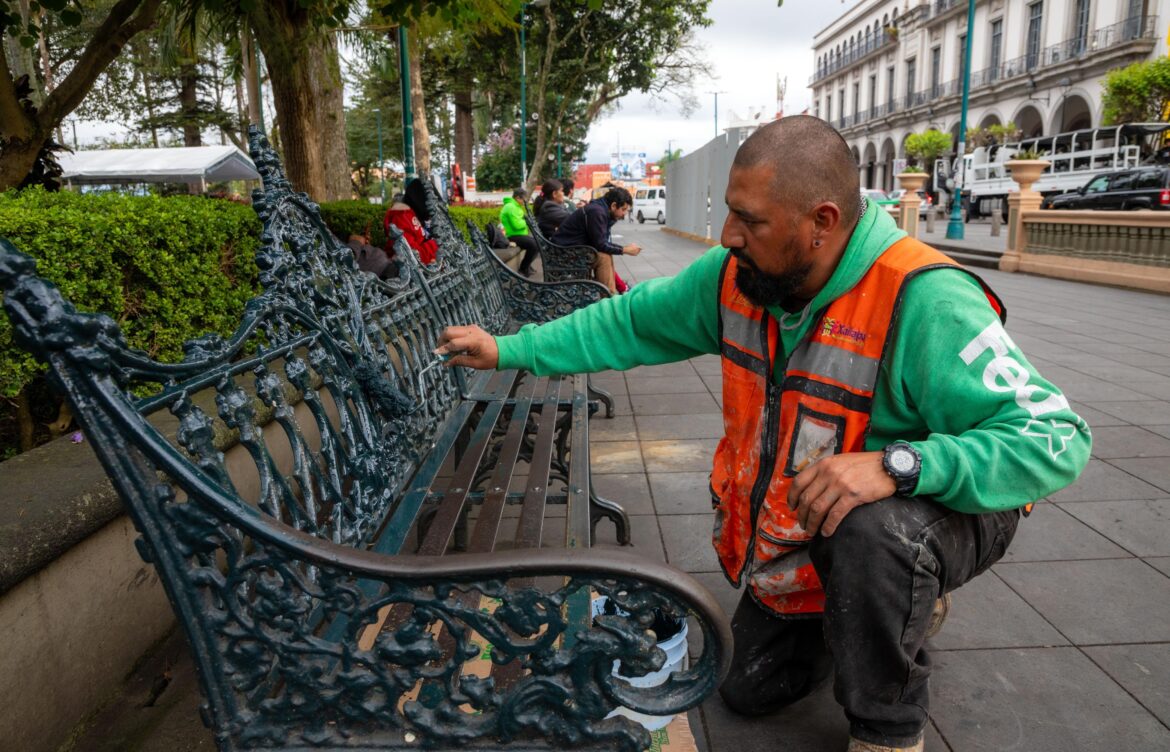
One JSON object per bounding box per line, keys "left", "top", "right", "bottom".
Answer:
{"left": 897, "top": 165, "right": 928, "bottom": 193}
{"left": 1005, "top": 148, "right": 1050, "bottom": 193}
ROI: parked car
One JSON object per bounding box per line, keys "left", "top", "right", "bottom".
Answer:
{"left": 634, "top": 186, "right": 666, "bottom": 224}
{"left": 862, "top": 189, "right": 897, "bottom": 208}
{"left": 877, "top": 189, "right": 933, "bottom": 219}
{"left": 1042, "top": 166, "right": 1170, "bottom": 210}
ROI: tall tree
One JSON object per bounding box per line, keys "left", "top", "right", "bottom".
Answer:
{"left": 1, "top": 0, "right": 163, "bottom": 190}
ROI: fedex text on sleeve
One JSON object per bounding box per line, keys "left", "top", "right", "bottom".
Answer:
{"left": 959, "top": 320, "right": 1069, "bottom": 418}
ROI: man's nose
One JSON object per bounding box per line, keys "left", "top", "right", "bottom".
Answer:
{"left": 720, "top": 219, "right": 742, "bottom": 250}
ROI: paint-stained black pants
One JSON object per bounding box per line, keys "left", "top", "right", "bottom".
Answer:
{"left": 510, "top": 234, "right": 541, "bottom": 275}
{"left": 718, "top": 496, "right": 1020, "bottom": 748}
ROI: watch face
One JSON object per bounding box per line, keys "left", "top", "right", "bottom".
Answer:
{"left": 889, "top": 448, "right": 916, "bottom": 474}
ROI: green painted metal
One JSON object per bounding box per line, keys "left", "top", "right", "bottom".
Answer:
{"left": 399, "top": 26, "right": 416, "bottom": 180}
{"left": 0, "top": 127, "right": 731, "bottom": 751}
{"left": 946, "top": 0, "right": 976, "bottom": 240}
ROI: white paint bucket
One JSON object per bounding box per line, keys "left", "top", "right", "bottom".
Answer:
{"left": 592, "top": 595, "right": 689, "bottom": 731}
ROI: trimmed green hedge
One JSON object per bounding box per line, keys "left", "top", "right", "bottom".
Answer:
{"left": 317, "top": 200, "right": 502, "bottom": 246}
{"left": 0, "top": 189, "right": 261, "bottom": 402}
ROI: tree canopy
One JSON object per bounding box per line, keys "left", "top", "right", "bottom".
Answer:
{"left": 1102, "top": 57, "right": 1170, "bottom": 125}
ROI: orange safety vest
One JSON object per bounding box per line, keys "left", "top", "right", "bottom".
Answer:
{"left": 711, "top": 236, "right": 1006, "bottom": 615}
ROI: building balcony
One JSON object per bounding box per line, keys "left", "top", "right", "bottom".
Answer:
{"left": 830, "top": 15, "right": 1158, "bottom": 138}
{"left": 971, "top": 16, "right": 1158, "bottom": 88}
{"left": 811, "top": 31, "right": 897, "bottom": 86}
{"left": 925, "top": 0, "right": 968, "bottom": 26}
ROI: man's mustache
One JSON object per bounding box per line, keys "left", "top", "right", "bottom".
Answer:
{"left": 727, "top": 246, "right": 763, "bottom": 274}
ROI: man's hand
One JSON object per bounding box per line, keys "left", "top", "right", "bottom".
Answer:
{"left": 786, "top": 451, "right": 896, "bottom": 537}
{"left": 435, "top": 325, "right": 499, "bottom": 370}
{"left": 623, "top": 243, "right": 642, "bottom": 256}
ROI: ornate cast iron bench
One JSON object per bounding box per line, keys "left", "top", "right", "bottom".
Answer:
{"left": 0, "top": 132, "right": 731, "bottom": 751}
{"left": 523, "top": 210, "right": 599, "bottom": 284}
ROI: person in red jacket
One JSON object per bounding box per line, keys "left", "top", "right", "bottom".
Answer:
{"left": 384, "top": 180, "right": 439, "bottom": 264}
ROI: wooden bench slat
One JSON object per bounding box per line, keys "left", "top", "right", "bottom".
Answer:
{"left": 415, "top": 398, "right": 508, "bottom": 556}
{"left": 371, "top": 368, "right": 521, "bottom": 557}
{"left": 467, "top": 379, "right": 541, "bottom": 554}
{"left": 514, "top": 377, "right": 565, "bottom": 549}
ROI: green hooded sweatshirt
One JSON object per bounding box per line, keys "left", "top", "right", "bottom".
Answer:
{"left": 499, "top": 196, "right": 529, "bottom": 238}
{"left": 495, "top": 203, "right": 1090, "bottom": 514}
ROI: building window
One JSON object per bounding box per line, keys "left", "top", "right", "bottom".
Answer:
{"left": 930, "top": 47, "right": 942, "bottom": 97}
{"left": 887, "top": 65, "right": 896, "bottom": 109}
{"left": 905, "top": 57, "right": 917, "bottom": 107}
{"left": 989, "top": 19, "right": 1003, "bottom": 80}
{"left": 826, "top": 93, "right": 833, "bottom": 122}
{"left": 957, "top": 33, "right": 967, "bottom": 83}
{"left": 1026, "top": 3, "right": 1043, "bottom": 70}
{"left": 853, "top": 82, "right": 860, "bottom": 120}
{"left": 1072, "top": 0, "right": 1090, "bottom": 54}
{"left": 838, "top": 87, "right": 845, "bottom": 124}
{"left": 1123, "top": 0, "right": 1143, "bottom": 40}
{"left": 869, "top": 74, "right": 878, "bottom": 117}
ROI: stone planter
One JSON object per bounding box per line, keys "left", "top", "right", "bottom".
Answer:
{"left": 1005, "top": 159, "right": 1051, "bottom": 194}
{"left": 895, "top": 171, "right": 928, "bottom": 193}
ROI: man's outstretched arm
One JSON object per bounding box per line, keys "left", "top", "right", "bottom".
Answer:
{"left": 437, "top": 245, "right": 729, "bottom": 375}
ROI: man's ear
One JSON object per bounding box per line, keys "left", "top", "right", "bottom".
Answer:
{"left": 813, "top": 201, "right": 843, "bottom": 234}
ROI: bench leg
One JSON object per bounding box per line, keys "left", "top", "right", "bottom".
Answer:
{"left": 590, "top": 490, "right": 631, "bottom": 545}
{"left": 587, "top": 378, "right": 615, "bottom": 419}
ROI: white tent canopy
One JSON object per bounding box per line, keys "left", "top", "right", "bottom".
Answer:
{"left": 58, "top": 145, "right": 259, "bottom": 185}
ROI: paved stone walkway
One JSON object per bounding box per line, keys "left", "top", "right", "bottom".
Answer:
{"left": 73, "top": 220, "right": 1170, "bottom": 751}
{"left": 608, "top": 220, "right": 1170, "bottom": 752}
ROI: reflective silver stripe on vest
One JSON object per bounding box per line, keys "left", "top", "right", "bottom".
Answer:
{"left": 786, "top": 339, "right": 880, "bottom": 393}
{"left": 720, "top": 305, "right": 764, "bottom": 359}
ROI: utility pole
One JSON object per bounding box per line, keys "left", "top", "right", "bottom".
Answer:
{"left": 946, "top": 0, "right": 975, "bottom": 240}
{"left": 398, "top": 26, "right": 416, "bottom": 180}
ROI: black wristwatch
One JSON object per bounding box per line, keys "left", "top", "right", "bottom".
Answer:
{"left": 882, "top": 441, "right": 922, "bottom": 497}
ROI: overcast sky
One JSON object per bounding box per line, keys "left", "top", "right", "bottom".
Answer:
{"left": 582, "top": 0, "right": 856, "bottom": 164}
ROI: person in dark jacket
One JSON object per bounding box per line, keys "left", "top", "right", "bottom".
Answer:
{"left": 535, "top": 180, "right": 570, "bottom": 237}
{"left": 551, "top": 186, "right": 641, "bottom": 293}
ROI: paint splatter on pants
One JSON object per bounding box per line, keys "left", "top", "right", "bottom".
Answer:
{"left": 718, "top": 496, "right": 1020, "bottom": 748}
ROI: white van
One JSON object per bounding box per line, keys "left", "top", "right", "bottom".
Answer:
{"left": 633, "top": 186, "right": 666, "bottom": 224}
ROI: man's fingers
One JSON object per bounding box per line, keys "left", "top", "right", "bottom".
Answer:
{"left": 819, "top": 496, "right": 864, "bottom": 537}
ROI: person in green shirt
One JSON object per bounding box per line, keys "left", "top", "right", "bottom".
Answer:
{"left": 438, "top": 117, "right": 1090, "bottom": 752}
{"left": 499, "top": 188, "right": 540, "bottom": 276}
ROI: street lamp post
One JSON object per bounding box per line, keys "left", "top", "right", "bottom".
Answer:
{"left": 398, "top": 26, "right": 416, "bottom": 180}
{"left": 946, "top": 0, "right": 976, "bottom": 240}
{"left": 708, "top": 91, "right": 727, "bottom": 138}
{"left": 519, "top": 0, "right": 550, "bottom": 187}
{"left": 373, "top": 107, "right": 385, "bottom": 204}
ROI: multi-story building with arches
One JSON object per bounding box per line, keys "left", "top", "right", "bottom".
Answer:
{"left": 811, "top": 0, "right": 1168, "bottom": 192}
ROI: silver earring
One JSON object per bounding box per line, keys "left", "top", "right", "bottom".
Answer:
{"left": 813, "top": 239, "right": 822, "bottom": 248}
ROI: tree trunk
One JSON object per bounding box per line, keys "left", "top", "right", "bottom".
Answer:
{"left": 179, "top": 62, "right": 202, "bottom": 147}
{"left": 454, "top": 87, "right": 474, "bottom": 175}
{"left": 247, "top": 4, "right": 349, "bottom": 201}
{"left": 408, "top": 29, "right": 431, "bottom": 176}
{"left": 240, "top": 27, "right": 262, "bottom": 128}
{"left": 525, "top": 5, "right": 557, "bottom": 191}
{"left": 15, "top": 389, "right": 34, "bottom": 453}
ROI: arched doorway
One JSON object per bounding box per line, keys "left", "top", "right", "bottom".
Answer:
{"left": 1013, "top": 104, "right": 1045, "bottom": 138}
{"left": 949, "top": 122, "right": 961, "bottom": 153}
{"left": 863, "top": 142, "right": 878, "bottom": 188}
{"left": 879, "top": 137, "right": 896, "bottom": 192}
{"left": 1054, "top": 93, "right": 1092, "bottom": 133}
{"left": 978, "top": 112, "right": 1002, "bottom": 131}
{"left": 851, "top": 145, "right": 862, "bottom": 186}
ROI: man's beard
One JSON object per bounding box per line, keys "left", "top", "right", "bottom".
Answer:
{"left": 729, "top": 246, "right": 812, "bottom": 309}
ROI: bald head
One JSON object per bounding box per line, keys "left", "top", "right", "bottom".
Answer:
{"left": 733, "top": 116, "right": 860, "bottom": 226}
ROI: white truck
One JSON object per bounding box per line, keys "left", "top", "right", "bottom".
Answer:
{"left": 933, "top": 123, "right": 1170, "bottom": 219}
